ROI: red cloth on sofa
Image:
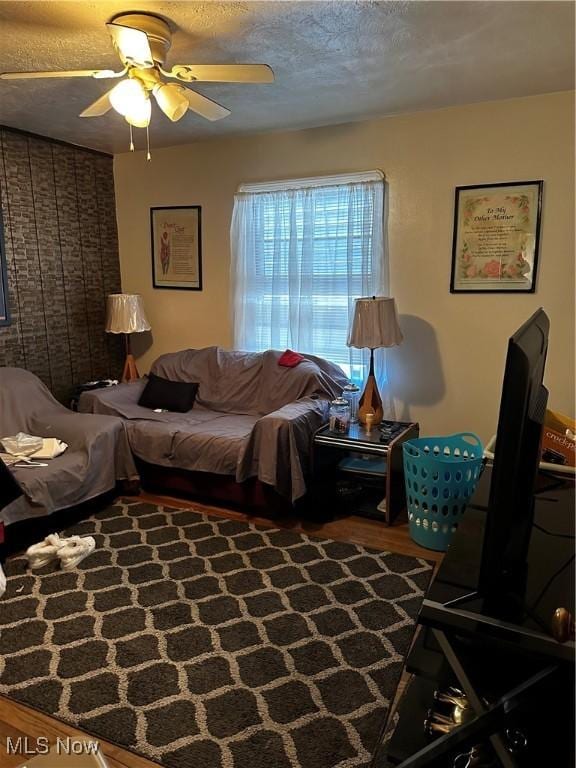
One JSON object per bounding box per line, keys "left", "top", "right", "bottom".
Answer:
{"left": 278, "top": 349, "right": 304, "bottom": 367}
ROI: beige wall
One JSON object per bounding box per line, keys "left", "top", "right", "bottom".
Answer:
{"left": 114, "top": 91, "right": 575, "bottom": 440}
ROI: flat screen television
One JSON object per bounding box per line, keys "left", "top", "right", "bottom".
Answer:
{"left": 479, "top": 308, "right": 550, "bottom": 595}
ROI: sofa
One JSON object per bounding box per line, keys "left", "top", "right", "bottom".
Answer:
{"left": 0, "top": 367, "right": 138, "bottom": 527}
{"left": 79, "top": 347, "right": 348, "bottom": 504}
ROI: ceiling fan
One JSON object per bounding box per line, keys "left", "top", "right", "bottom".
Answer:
{"left": 0, "top": 12, "right": 274, "bottom": 154}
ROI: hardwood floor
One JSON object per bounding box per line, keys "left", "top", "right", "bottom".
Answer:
{"left": 0, "top": 492, "right": 441, "bottom": 768}
{"left": 140, "top": 491, "right": 443, "bottom": 563}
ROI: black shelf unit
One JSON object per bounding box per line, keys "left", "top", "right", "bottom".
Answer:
{"left": 375, "top": 468, "right": 575, "bottom": 768}
{"left": 312, "top": 420, "right": 419, "bottom": 523}
{"left": 384, "top": 629, "right": 572, "bottom": 767}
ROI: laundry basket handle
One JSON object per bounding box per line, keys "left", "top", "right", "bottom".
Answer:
{"left": 403, "top": 441, "right": 423, "bottom": 459}
{"left": 456, "top": 432, "right": 483, "bottom": 448}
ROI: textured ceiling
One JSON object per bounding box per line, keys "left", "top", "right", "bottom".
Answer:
{"left": 0, "top": 1, "right": 573, "bottom": 154}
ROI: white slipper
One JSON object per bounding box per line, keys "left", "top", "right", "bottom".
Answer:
{"left": 58, "top": 536, "right": 96, "bottom": 571}
{"left": 0, "top": 563, "right": 6, "bottom": 599}
{"left": 26, "top": 533, "right": 66, "bottom": 570}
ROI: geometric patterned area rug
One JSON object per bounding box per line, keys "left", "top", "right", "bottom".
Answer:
{"left": 0, "top": 500, "right": 432, "bottom": 768}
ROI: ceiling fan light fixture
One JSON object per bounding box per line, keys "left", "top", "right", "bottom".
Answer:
{"left": 109, "top": 77, "right": 147, "bottom": 117}
{"left": 124, "top": 97, "right": 151, "bottom": 128}
{"left": 153, "top": 83, "right": 189, "bottom": 122}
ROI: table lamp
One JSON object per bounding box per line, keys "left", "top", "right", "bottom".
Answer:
{"left": 105, "top": 293, "right": 151, "bottom": 382}
{"left": 347, "top": 296, "right": 403, "bottom": 425}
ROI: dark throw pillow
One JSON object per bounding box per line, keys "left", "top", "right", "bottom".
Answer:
{"left": 138, "top": 373, "right": 199, "bottom": 413}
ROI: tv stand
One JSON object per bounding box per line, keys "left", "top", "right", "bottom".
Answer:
{"left": 379, "top": 467, "right": 575, "bottom": 767}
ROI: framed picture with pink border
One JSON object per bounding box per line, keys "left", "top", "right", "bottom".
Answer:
{"left": 450, "top": 180, "right": 543, "bottom": 293}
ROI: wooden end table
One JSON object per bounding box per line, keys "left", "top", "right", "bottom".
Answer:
{"left": 312, "top": 419, "right": 419, "bottom": 524}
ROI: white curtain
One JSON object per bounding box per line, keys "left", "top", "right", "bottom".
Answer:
{"left": 230, "top": 174, "right": 387, "bottom": 386}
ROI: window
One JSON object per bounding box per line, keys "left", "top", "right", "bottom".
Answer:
{"left": 230, "top": 171, "right": 386, "bottom": 381}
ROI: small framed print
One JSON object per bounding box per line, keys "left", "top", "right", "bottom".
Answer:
{"left": 450, "top": 180, "right": 543, "bottom": 293}
{"left": 151, "top": 206, "right": 202, "bottom": 290}
{"left": 0, "top": 207, "right": 10, "bottom": 327}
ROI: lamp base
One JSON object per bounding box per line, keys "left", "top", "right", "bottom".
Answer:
{"left": 122, "top": 354, "right": 140, "bottom": 383}
{"left": 358, "top": 373, "right": 384, "bottom": 425}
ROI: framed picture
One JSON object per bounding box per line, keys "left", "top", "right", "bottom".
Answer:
{"left": 151, "top": 206, "right": 202, "bottom": 290}
{"left": 450, "top": 180, "right": 543, "bottom": 293}
{"left": 0, "top": 207, "right": 10, "bottom": 327}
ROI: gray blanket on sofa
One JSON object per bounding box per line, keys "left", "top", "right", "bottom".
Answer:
{"left": 0, "top": 367, "right": 138, "bottom": 524}
{"left": 80, "top": 347, "right": 348, "bottom": 501}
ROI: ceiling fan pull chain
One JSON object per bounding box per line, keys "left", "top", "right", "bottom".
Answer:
{"left": 146, "top": 125, "right": 151, "bottom": 161}
{"left": 129, "top": 123, "right": 134, "bottom": 152}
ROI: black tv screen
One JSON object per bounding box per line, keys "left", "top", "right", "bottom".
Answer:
{"left": 480, "top": 308, "right": 549, "bottom": 593}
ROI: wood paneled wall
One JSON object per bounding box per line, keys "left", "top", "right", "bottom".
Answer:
{"left": 0, "top": 128, "right": 123, "bottom": 401}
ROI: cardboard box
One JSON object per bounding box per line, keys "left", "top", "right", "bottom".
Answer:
{"left": 541, "top": 409, "right": 576, "bottom": 468}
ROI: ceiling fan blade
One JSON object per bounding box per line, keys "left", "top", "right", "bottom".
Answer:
{"left": 0, "top": 69, "right": 119, "bottom": 80}
{"left": 107, "top": 22, "right": 154, "bottom": 68}
{"left": 79, "top": 90, "right": 114, "bottom": 118}
{"left": 182, "top": 88, "right": 230, "bottom": 121}
{"left": 166, "top": 64, "right": 274, "bottom": 83}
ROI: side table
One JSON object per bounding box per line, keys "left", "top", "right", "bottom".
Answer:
{"left": 313, "top": 419, "right": 419, "bottom": 524}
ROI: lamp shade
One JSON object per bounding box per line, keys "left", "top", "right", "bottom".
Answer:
{"left": 347, "top": 296, "right": 403, "bottom": 349}
{"left": 124, "top": 97, "right": 151, "bottom": 128}
{"left": 105, "top": 294, "right": 151, "bottom": 334}
{"left": 154, "top": 83, "right": 189, "bottom": 122}
{"left": 109, "top": 78, "right": 147, "bottom": 118}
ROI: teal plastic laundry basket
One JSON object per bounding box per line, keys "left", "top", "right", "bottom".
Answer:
{"left": 402, "top": 433, "right": 483, "bottom": 552}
